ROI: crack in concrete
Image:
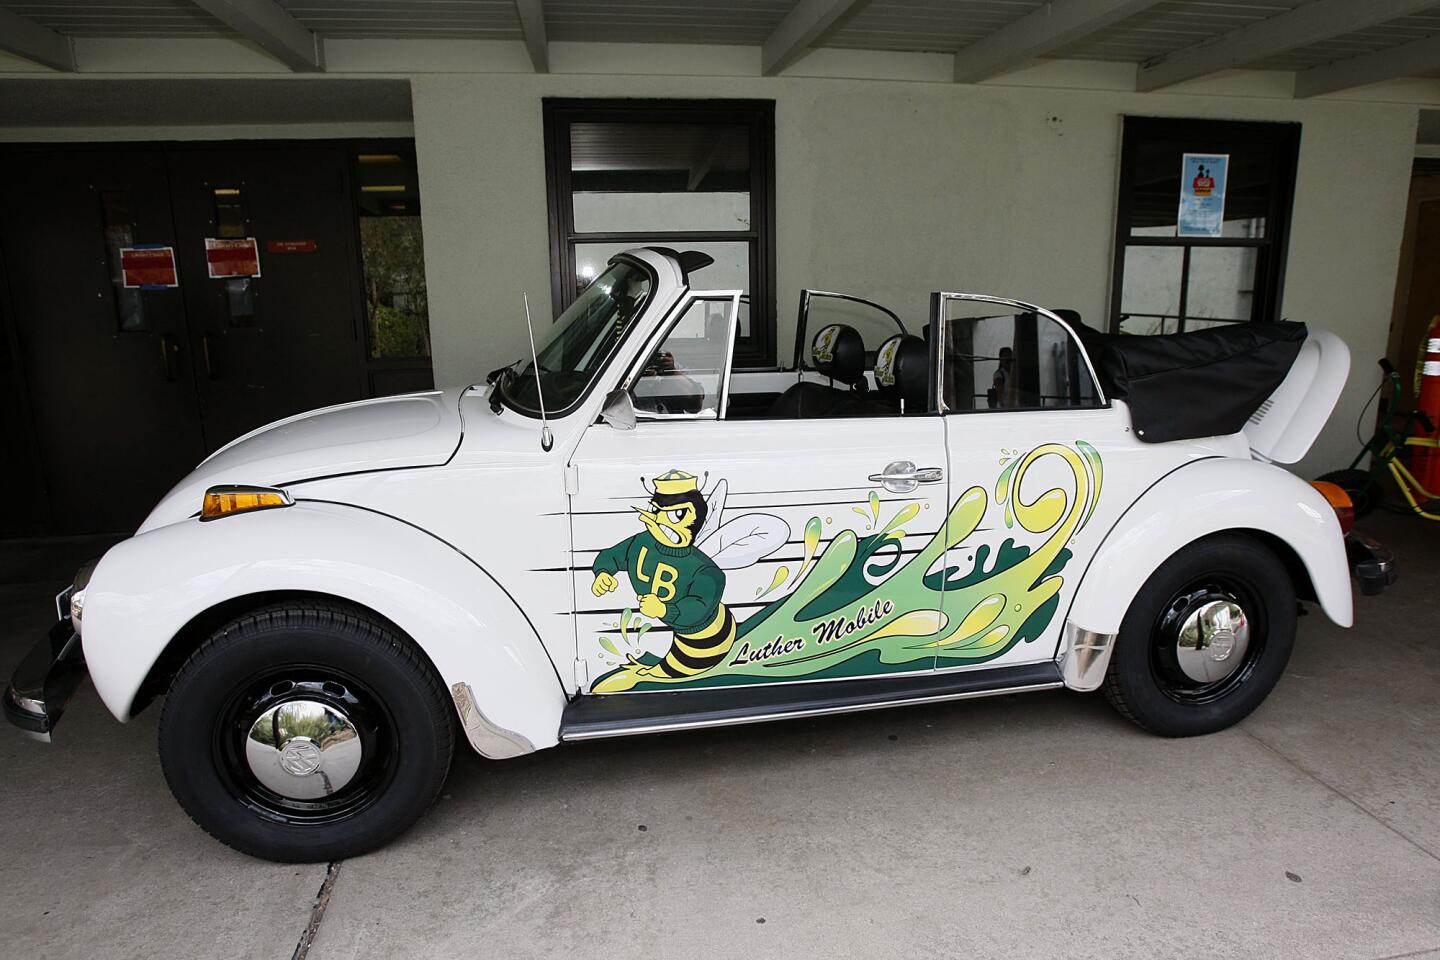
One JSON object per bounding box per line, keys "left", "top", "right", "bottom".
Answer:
{"left": 1240, "top": 725, "right": 1440, "bottom": 865}
{"left": 290, "top": 860, "right": 342, "bottom": 960}
{"left": 1367, "top": 948, "right": 1440, "bottom": 960}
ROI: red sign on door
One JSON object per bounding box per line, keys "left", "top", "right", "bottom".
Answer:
{"left": 119, "top": 246, "right": 179, "bottom": 288}
{"left": 204, "top": 237, "right": 261, "bottom": 279}
{"left": 266, "top": 239, "right": 317, "bottom": 254}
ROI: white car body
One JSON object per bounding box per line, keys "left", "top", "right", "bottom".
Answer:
{"left": 70, "top": 247, "right": 1354, "bottom": 758}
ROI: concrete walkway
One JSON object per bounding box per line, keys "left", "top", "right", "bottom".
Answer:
{"left": 1, "top": 512, "right": 1436, "bottom": 960}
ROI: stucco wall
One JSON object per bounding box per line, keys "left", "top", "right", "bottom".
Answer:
{"left": 411, "top": 71, "right": 1417, "bottom": 475}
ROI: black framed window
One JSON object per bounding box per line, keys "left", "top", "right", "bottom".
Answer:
{"left": 1110, "top": 117, "right": 1301, "bottom": 334}
{"left": 543, "top": 98, "right": 777, "bottom": 367}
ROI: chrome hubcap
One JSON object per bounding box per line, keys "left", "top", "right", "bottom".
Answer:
{"left": 1175, "top": 599, "right": 1251, "bottom": 684}
{"left": 244, "top": 699, "right": 364, "bottom": 800}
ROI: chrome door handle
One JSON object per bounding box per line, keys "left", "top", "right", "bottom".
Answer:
{"left": 868, "top": 461, "right": 944, "bottom": 493}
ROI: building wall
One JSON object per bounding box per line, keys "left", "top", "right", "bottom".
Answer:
{"left": 0, "top": 48, "right": 1421, "bottom": 478}
{"left": 410, "top": 70, "right": 1417, "bottom": 476}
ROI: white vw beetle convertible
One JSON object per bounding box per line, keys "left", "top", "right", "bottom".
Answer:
{"left": 6, "top": 247, "right": 1389, "bottom": 862}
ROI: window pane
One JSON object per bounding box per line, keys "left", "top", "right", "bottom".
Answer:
{"left": 1120, "top": 245, "right": 1182, "bottom": 328}
{"left": 570, "top": 121, "right": 750, "bottom": 234}
{"left": 1129, "top": 140, "right": 1275, "bottom": 238}
{"left": 356, "top": 151, "right": 430, "bottom": 359}
{"left": 941, "top": 300, "right": 1099, "bottom": 412}
{"left": 576, "top": 240, "right": 751, "bottom": 335}
{"left": 1185, "top": 245, "right": 1258, "bottom": 323}
{"left": 632, "top": 298, "right": 734, "bottom": 419}
{"left": 360, "top": 216, "right": 430, "bottom": 359}
{"left": 1118, "top": 315, "right": 1178, "bottom": 335}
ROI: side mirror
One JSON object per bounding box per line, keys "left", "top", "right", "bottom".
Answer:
{"left": 600, "top": 388, "right": 637, "bottom": 431}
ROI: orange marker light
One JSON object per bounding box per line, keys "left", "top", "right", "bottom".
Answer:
{"left": 201, "top": 485, "right": 292, "bottom": 521}
{"left": 1309, "top": 480, "right": 1355, "bottom": 535}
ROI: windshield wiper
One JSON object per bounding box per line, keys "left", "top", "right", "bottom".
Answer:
{"left": 486, "top": 363, "right": 518, "bottom": 413}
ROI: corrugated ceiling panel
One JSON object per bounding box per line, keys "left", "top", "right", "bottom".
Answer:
{"left": 826, "top": 0, "right": 1045, "bottom": 54}
{"left": 2, "top": 0, "right": 231, "bottom": 37}
{"left": 277, "top": 0, "right": 522, "bottom": 39}
{"left": 1251, "top": 5, "right": 1440, "bottom": 69}
{"left": 1050, "top": 0, "right": 1307, "bottom": 63}
{"left": 545, "top": 0, "right": 794, "bottom": 45}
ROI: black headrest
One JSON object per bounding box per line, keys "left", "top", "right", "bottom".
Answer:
{"left": 811, "top": 323, "right": 865, "bottom": 386}
{"left": 875, "top": 334, "right": 929, "bottom": 410}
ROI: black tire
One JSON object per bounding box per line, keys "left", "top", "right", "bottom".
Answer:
{"left": 1316, "top": 468, "right": 1382, "bottom": 518}
{"left": 1102, "top": 533, "right": 1296, "bottom": 737}
{"left": 158, "top": 602, "right": 454, "bottom": 862}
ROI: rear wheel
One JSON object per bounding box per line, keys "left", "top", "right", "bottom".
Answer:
{"left": 1102, "top": 534, "right": 1296, "bottom": 737}
{"left": 158, "top": 602, "right": 453, "bottom": 862}
{"left": 1316, "top": 468, "right": 1382, "bottom": 518}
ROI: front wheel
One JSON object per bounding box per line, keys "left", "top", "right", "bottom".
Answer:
{"left": 158, "top": 602, "right": 454, "bottom": 862}
{"left": 1102, "top": 534, "right": 1296, "bottom": 737}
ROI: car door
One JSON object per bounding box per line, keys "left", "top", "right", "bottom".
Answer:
{"left": 929, "top": 292, "right": 1177, "bottom": 672}
{"left": 568, "top": 291, "right": 952, "bottom": 695}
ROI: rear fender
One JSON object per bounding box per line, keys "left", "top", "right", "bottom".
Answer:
{"left": 81, "top": 501, "right": 566, "bottom": 753}
{"left": 1066, "top": 457, "right": 1353, "bottom": 639}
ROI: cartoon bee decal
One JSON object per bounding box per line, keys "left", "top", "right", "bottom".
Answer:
{"left": 589, "top": 469, "right": 788, "bottom": 693}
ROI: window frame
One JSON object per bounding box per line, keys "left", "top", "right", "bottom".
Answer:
{"left": 620, "top": 290, "right": 742, "bottom": 422}
{"left": 543, "top": 97, "right": 777, "bottom": 368}
{"left": 1109, "top": 116, "right": 1302, "bottom": 334}
{"left": 931, "top": 292, "right": 1108, "bottom": 415}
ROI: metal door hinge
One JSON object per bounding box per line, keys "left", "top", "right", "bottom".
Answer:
{"left": 564, "top": 464, "right": 580, "bottom": 495}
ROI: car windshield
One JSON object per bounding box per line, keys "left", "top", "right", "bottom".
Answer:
{"left": 499, "top": 259, "right": 655, "bottom": 416}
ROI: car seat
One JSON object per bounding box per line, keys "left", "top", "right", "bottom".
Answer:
{"left": 766, "top": 323, "right": 868, "bottom": 418}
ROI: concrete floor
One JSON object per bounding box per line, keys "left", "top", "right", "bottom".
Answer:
{"left": 1, "top": 514, "right": 1437, "bottom": 960}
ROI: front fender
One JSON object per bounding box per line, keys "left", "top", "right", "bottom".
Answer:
{"left": 1066, "top": 457, "right": 1353, "bottom": 637}
{"left": 81, "top": 501, "right": 567, "bottom": 752}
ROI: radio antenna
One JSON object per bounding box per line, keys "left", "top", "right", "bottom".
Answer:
{"left": 523, "top": 292, "right": 553, "bottom": 452}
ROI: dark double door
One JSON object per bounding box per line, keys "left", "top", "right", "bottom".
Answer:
{"left": 0, "top": 143, "right": 370, "bottom": 535}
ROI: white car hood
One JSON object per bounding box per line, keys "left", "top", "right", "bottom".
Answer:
{"left": 137, "top": 390, "right": 465, "bottom": 533}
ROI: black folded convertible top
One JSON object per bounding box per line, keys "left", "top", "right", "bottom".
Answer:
{"left": 1071, "top": 319, "right": 1308, "bottom": 443}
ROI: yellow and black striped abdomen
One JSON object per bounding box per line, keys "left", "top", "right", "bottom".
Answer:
{"left": 652, "top": 605, "right": 736, "bottom": 678}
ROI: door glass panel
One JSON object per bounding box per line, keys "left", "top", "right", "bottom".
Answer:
{"left": 99, "top": 191, "right": 146, "bottom": 332}
{"left": 631, "top": 297, "right": 736, "bottom": 419}
{"left": 212, "top": 186, "right": 246, "bottom": 238}
{"left": 941, "top": 298, "right": 1099, "bottom": 412}
{"left": 356, "top": 152, "right": 431, "bottom": 360}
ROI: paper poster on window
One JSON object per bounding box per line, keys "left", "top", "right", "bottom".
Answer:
{"left": 119, "top": 245, "right": 178, "bottom": 289}
{"left": 204, "top": 237, "right": 261, "bottom": 279}
{"left": 1178, "top": 153, "right": 1229, "bottom": 237}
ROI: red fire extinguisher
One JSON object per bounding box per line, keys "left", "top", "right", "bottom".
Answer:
{"left": 1414, "top": 317, "right": 1440, "bottom": 494}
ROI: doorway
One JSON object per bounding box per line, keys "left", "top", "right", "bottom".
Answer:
{"left": 0, "top": 140, "right": 433, "bottom": 536}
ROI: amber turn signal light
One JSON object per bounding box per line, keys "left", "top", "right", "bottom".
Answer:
{"left": 1308, "top": 480, "right": 1356, "bottom": 535}
{"left": 201, "top": 485, "right": 293, "bottom": 521}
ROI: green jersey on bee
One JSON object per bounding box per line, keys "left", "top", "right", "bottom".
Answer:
{"left": 590, "top": 470, "right": 788, "bottom": 693}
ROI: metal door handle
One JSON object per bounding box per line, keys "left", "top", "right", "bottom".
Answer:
{"left": 868, "top": 465, "right": 943, "bottom": 483}
{"left": 159, "top": 334, "right": 178, "bottom": 382}
{"left": 202, "top": 334, "right": 216, "bottom": 380}
{"left": 869, "top": 461, "right": 944, "bottom": 493}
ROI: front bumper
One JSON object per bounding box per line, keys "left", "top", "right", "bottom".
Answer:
{"left": 1346, "top": 531, "right": 1397, "bottom": 597}
{"left": 3, "top": 600, "right": 87, "bottom": 742}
